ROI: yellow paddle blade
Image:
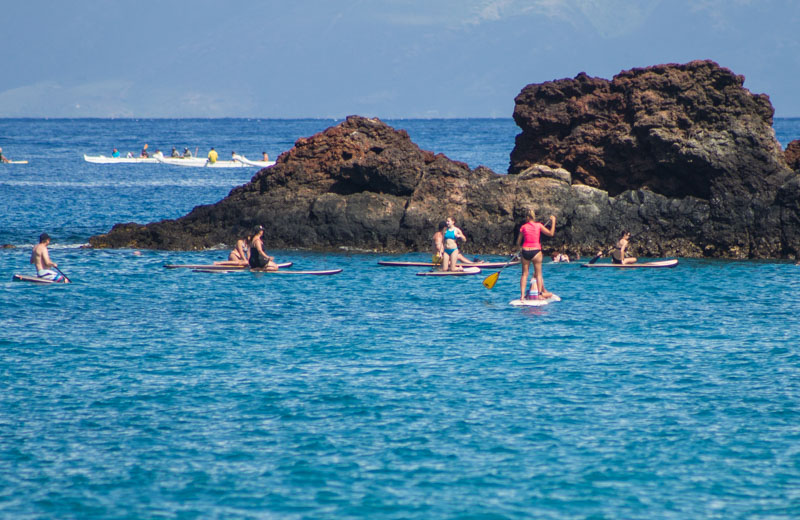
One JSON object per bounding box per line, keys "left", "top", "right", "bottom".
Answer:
{"left": 482, "top": 271, "right": 500, "bottom": 289}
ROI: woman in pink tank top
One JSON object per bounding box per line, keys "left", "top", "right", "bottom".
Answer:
{"left": 516, "top": 208, "right": 556, "bottom": 300}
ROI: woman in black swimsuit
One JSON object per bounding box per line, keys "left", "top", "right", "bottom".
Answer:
{"left": 249, "top": 226, "right": 277, "bottom": 270}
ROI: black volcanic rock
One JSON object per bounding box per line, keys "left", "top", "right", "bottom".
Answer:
{"left": 509, "top": 60, "right": 799, "bottom": 258}
{"left": 90, "top": 62, "right": 800, "bottom": 260}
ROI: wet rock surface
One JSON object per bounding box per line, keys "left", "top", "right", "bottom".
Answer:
{"left": 91, "top": 62, "right": 800, "bottom": 259}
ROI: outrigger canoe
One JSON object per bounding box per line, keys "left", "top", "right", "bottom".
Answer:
{"left": 157, "top": 157, "right": 249, "bottom": 168}
{"left": 84, "top": 155, "right": 159, "bottom": 164}
{"left": 12, "top": 274, "right": 68, "bottom": 284}
{"left": 164, "top": 262, "right": 293, "bottom": 270}
{"left": 580, "top": 259, "right": 679, "bottom": 268}
{"left": 379, "top": 260, "right": 519, "bottom": 268}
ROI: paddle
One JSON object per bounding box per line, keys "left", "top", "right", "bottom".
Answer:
{"left": 54, "top": 265, "right": 71, "bottom": 283}
{"left": 482, "top": 254, "right": 519, "bottom": 290}
{"left": 587, "top": 229, "right": 646, "bottom": 264}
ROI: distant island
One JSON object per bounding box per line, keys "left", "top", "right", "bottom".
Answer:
{"left": 90, "top": 60, "right": 800, "bottom": 260}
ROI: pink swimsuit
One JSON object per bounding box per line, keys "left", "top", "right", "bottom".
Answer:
{"left": 520, "top": 222, "right": 543, "bottom": 249}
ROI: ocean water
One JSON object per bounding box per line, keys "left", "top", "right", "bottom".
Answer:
{"left": 1, "top": 119, "right": 800, "bottom": 519}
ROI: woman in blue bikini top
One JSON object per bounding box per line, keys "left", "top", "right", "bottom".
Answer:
{"left": 442, "top": 217, "right": 467, "bottom": 272}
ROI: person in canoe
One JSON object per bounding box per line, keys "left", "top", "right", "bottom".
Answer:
{"left": 219, "top": 233, "right": 252, "bottom": 265}
{"left": 442, "top": 217, "right": 468, "bottom": 272}
{"left": 207, "top": 147, "right": 218, "bottom": 165}
{"left": 30, "top": 233, "right": 66, "bottom": 282}
{"left": 183, "top": 147, "right": 193, "bottom": 158}
{"left": 517, "top": 209, "right": 556, "bottom": 300}
{"left": 140, "top": 143, "right": 149, "bottom": 158}
{"left": 249, "top": 226, "right": 278, "bottom": 271}
{"left": 611, "top": 231, "right": 637, "bottom": 265}
{"left": 171, "top": 147, "right": 180, "bottom": 158}
{"left": 262, "top": 152, "right": 270, "bottom": 162}
{"left": 111, "top": 148, "right": 120, "bottom": 158}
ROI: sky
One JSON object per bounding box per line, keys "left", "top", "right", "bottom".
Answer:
{"left": 1, "top": 0, "right": 799, "bottom": 118}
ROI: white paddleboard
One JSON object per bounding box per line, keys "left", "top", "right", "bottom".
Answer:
{"left": 581, "top": 259, "right": 678, "bottom": 268}
{"left": 416, "top": 266, "right": 481, "bottom": 276}
{"left": 509, "top": 294, "right": 561, "bottom": 307}
{"left": 12, "top": 274, "right": 67, "bottom": 284}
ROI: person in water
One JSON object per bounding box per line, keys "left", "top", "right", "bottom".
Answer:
{"left": 611, "top": 231, "right": 637, "bottom": 264}
{"left": 30, "top": 233, "right": 66, "bottom": 282}
{"left": 249, "top": 226, "right": 277, "bottom": 271}
{"left": 517, "top": 209, "right": 556, "bottom": 300}
{"left": 207, "top": 147, "right": 218, "bottom": 164}
{"left": 432, "top": 221, "right": 446, "bottom": 265}
{"left": 223, "top": 233, "right": 252, "bottom": 265}
{"left": 140, "top": 143, "right": 149, "bottom": 158}
{"left": 441, "top": 217, "right": 467, "bottom": 272}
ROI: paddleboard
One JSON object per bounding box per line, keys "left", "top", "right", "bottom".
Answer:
{"left": 252, "top": 268, "right": 343, "bottom": 275}
{"left": 12, "top": 274, "right": 67, "bottom": 284}
{"left": 509, "top": 294, "right": 561, "bottom": 307}
{"left": 164, "top": 262, "right": 292, "bottom": 270}
{"left": 4, "top": 160, "right": 28, "bottom": 164}
{"left": 416, "top": 266, "right": 482, "bottom": 276}
{"left": 379, "top": 260, "right": 519, "bottom": 268}
{"left": 580, "top": 259, "right": 678, "bottom": 268}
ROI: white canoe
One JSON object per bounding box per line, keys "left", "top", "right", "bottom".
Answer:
{"left": 580, "top": 259, "right": 679, "bottom": 269}
{"left": 84, "top": 154, "right": 160, "bottom": 164}
{"left": 157, "top": 156, "right": 252, "bottom": 168}
{"left": 234, "top": 156, "right": 275, "bottom": 168}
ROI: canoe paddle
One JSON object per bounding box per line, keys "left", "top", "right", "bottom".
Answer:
{"left": 482, "top": 254, "right": 518, "bottom": 290}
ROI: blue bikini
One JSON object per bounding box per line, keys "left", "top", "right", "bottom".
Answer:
{"left": 444, "top": 228, "right": 457, "bottom": 255}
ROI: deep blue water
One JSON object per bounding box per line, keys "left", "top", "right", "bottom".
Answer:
{"left": 1, "top": 119, "right": 800, "bottom": 519}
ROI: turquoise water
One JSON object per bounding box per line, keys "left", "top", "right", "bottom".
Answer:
{"left": 2, "top": 119, "right": 800, "bottom": 518}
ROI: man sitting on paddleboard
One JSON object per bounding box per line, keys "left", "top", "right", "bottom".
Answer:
{"left": 0, "top": 147, "right": 10, "bottom": 163}
{"left": 611, "top": 231, "right": 637, "bottom": 265}
{"left": 249, "top": 226, "right": 278, "bottom": 271}
{"left": 517, "top": 209, "right": 556, "bottom": 300}
{"left": 30, "top": 233, "right": 65, "bottom": 282}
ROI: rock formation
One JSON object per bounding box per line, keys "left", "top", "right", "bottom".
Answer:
{"left": 785, "top": 140, "right": 800, "bottom": 172}
{"left": 90, "top": 61, "right": 800, "bottom": 259}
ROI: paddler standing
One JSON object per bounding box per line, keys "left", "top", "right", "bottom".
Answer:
{"left": 517, "top": 208, "right": 555, "bottom": 300}
{"left": 30, "top": 233, "right": 67, "bottom": 282}
{"left": 207, "top": 147, "right": 218, "bottom": 164}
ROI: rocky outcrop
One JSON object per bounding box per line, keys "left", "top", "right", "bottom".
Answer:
{"left": 786, "top": 140, "right": 800, "bottom": 172}
{"left": 510, "top": 60, "right": 799, "bottom": 258}
{"left": 90, "top": 61, "right": 800, "bottom": 259}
